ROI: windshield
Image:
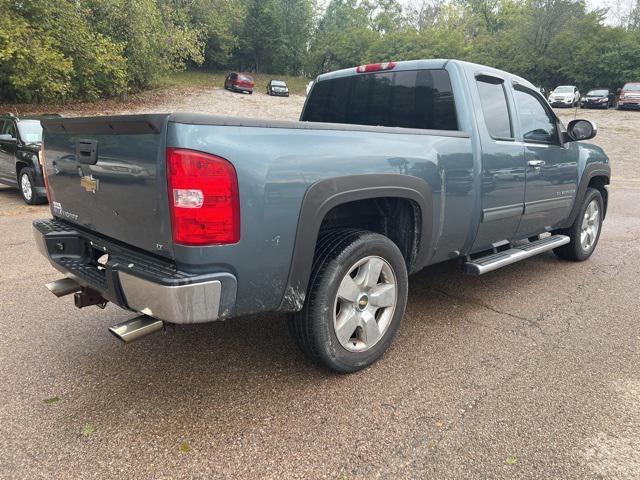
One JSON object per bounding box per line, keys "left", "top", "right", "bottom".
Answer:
{"left": 271, "top": 81, "right": 286, "bottom": 87}
{"left": 623, "top": 83, "right": 640, "bottom": 91}
{"left": 587, "top": 90, "right": 608, "bottom": 96}
{"left": 554, "top": 86, "right": 574, "bottom": 93}
{"left": 17, "top": 120, "right": 43, "bottom": 143}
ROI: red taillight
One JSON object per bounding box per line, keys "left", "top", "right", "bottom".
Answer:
{"left": 355, "top": 62, "right": 396, "bottom": 73}
{"left": 166, "top": 148, "right": 240, "bottom": 246}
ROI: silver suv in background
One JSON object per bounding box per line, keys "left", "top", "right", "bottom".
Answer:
{"left": 549, "top": 85, "right": 580, "bottom": 107}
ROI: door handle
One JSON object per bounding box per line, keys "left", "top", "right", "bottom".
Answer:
{"left": 528, "top": 159, "right": 546, "bottom": 168}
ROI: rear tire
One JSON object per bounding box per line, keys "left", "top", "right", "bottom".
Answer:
{"left": 553, "top": 187, "right": 603, "bottom": 261}
{"left": 288, "top": 230, "right": 408, "bottom": 373}
{"left": 18, "top": 167, "right": 46, "bottom": 205}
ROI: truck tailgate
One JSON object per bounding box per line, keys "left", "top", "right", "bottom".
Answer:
{"left": 42, "top": 114, "right": 174, "bottom": 258}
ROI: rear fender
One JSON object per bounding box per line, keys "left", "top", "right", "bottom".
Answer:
{"left": 278, "top": 174, "right": 433, "bottom": 312}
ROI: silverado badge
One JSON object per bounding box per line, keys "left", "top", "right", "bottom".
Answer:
{"left": 80, "top": 175, "right": 99, "bottom": 193}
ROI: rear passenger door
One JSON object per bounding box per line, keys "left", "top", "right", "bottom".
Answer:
{"left": 471, "top": 74, "right": 526, "bottom": 251}
{"left": 512, "top": 85, "right": 578, "bottom": 237}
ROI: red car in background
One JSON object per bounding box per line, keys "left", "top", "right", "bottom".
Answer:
{"left": 224, "top": 72, "right": 255, "bottom": 94}
{"left": 618, "top": 82, "right": 640, "bottom": 110}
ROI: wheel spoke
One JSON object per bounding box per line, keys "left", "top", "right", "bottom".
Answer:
{"left": 337, "top": 275, "right": 360, "bottom": 303}
{"left": 360, "top": 311, "right": 381, "bottom": 346}
{"left": 369, "top": 283, "right": 396, "bottom": 308}
{"left": 358, "top": 257, "right": 384, "bottom": 289}
{"left": 335, "top": 309, "right": 359, "bottom": 345}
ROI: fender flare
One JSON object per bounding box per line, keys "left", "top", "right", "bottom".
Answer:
{"left": 15, "top": 153, "right": 42, "bottom": 184}
{"left": 562, "top": 163, "right": 610, "bottom": 228}
{"left": 278, "top": 174, "right": 433, "bottom": 312}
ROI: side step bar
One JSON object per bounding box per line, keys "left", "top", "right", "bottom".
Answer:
{"left": 463, "top": 235, "right": 570, "bottom": 276}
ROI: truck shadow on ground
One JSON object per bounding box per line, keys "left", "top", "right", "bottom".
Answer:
{"left": 0, "top": 185, "right": 49, "bottom": 210}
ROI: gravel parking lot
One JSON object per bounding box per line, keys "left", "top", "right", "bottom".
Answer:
{"left": 1, "top": 88, "right": 639, "bottom": 479}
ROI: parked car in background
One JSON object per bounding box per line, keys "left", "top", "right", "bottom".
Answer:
{"left": 267, "top": 80, "right": 289, "bottom": 97}
{"left": 224, "top": 72, "right": 254, "bottom": 94}
{"left": 0, "top": 113, "right": 58, "bottom": 204}
{"left": 36, "top": 59, "right": 610, "bottom": 373}
{"left": 617, "top": 82, "right": 640, "bottom": 110}
{"left": 549, "top": 85, "right": 580, "bottom": 107}
{"left": 305, "top": 80, "right": 314, "bottom": 96}
{"left": 580, "top": 89, "right": 614, "bottom": 109}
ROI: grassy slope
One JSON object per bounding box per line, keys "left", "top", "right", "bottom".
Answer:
{"left": 0, "top": 71, "right": 311, "bottom": 115}
{"left": 158, "top": 71, "right": 311, "bottom": 95}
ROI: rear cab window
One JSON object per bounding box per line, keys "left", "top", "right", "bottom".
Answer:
{"left": 475, "top": 76, "right": 513, "bottom": 140}
{"left": 302, "top": 68, "right": 458, "bottom": 131}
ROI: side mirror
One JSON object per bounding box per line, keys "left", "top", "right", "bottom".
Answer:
{"left": 0, "top": 134, "right": 16, "bottom": 142}
{"left": 566, "top": 119, "right": 597, "bottom": 142}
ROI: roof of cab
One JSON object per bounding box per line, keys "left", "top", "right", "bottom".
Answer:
{"left": 315, "top": 59, "right": 536, "bottom": 91}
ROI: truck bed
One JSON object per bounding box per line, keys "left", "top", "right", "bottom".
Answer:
{"left": 42, "top": 113, "right": 473, "bottom": 316}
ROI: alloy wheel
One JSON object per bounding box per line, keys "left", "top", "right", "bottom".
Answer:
{"left": 580, "top": 199, "right": 600, "bottom": 252}
{"left": 21, "top": 172, "right": 33, "bottom": 202}
{"left": 333, "top": 255, "right": 397, "bottom": 352}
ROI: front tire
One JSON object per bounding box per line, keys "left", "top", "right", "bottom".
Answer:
{"left": 554, "top": 187, "right": 603, "bottom": 261}
{"left": 18, "top": 167, "right": 46, "bottom": 205}
{"left": 288, "top": 230, "right": 408, "bottom": 373}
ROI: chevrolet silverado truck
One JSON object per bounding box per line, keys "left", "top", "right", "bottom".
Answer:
{"left": 34, "top": 59, "right": 610, "bottom": 373}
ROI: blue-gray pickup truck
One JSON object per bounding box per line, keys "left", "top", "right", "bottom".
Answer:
{"left": 34, "top": 59, "right": 610, "bottom": 372}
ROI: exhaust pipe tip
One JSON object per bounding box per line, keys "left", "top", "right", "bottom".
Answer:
{"left": 45, "top": 277, "right": 81, "bottom": 298}
{"left": 109, "top": 316, "right": 164, "bottom": 344}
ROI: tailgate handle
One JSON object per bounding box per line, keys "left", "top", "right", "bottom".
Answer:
{"left": 76, "top": 139, "right": 98, "bottom": 165}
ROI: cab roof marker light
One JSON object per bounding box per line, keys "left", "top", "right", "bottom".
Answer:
{"left": 355, "top": 62, "right": 397, "bottom": 73}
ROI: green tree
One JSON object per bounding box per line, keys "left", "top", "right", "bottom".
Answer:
{"left": 0, "top": 0, "right": 127, "bottom": 102}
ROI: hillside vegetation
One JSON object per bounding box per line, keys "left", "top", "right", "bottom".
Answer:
{"left": 1, "top": 0, "right": 639, "bottom": 104}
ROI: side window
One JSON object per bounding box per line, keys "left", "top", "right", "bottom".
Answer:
{"left": 476, "top": 77, "right": 513, "bottom": 140}
{"left": 514, "top": 88, "right": 558, "bottom": 144}
{"left": 1, "top": 120, "right": 16, "bottom": 138}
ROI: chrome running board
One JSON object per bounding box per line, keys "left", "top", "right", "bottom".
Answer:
{"left": 463, "top": 235, "right": 570, "bottom": 276}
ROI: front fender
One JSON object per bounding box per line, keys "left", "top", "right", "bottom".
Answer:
{"left": 561, "top": 143, "right": 610, "bottom": 228}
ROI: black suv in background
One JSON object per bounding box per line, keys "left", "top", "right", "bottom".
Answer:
{"left": 0, "top": 113, "right": 56, "bottom": 204}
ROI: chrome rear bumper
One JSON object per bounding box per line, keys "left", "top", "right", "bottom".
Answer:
{"left": 33, "top": 219, "right": 236, "bottom": 324}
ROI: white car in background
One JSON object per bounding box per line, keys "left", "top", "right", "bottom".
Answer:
{"left": 305, "top": 81, "right": 314, "bottom": 96}
{"left": 548, "top": 85, "right": 580, "bottom": 107}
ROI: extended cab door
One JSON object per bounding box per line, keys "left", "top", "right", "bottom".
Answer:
{"left": 512, "top": 85, "right": 578, "bottom": 238}
{"left": 470, "top": 74, "right": 526, "bottom": 251}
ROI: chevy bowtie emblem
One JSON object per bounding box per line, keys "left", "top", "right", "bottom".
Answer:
{"left": 80, "top": 175, "right": 99, "bottom": 193}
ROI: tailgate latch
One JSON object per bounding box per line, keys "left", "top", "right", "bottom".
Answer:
{"left": 76, "top": 139, "right": 98, "bottom": 165}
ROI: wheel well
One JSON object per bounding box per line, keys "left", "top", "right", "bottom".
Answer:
{"left": 588, "top": 175, "right": 609, "bottom": 218}
{"left": 318, "top": 197, "right": 421, "bottom": 271}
